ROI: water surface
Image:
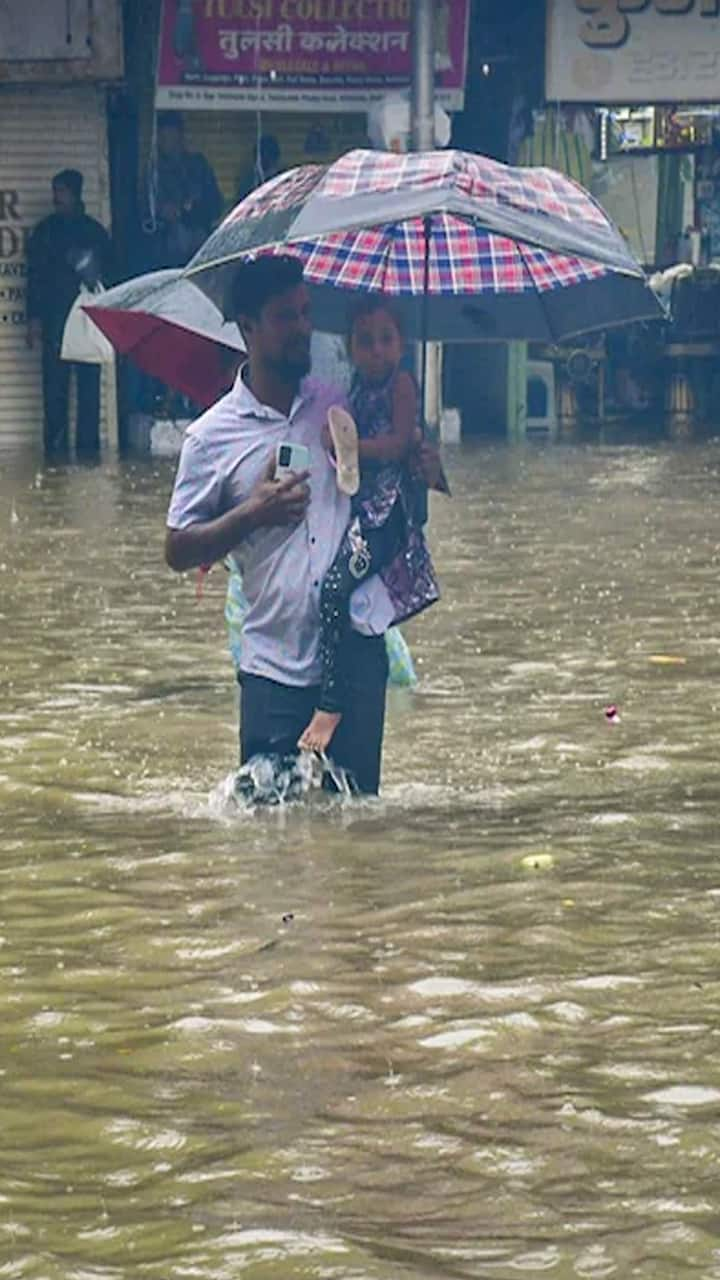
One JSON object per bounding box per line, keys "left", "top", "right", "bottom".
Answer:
{"left": 1, "top": 439, "right": 720, "bottom": 1278}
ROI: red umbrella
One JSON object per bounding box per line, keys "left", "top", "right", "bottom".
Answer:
{"left": 83, "top": 269, "right": 244, "bottom": 409}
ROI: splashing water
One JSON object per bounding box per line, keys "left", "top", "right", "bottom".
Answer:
{"left": 228, "top": 750, "right": 359, "bottom": 809}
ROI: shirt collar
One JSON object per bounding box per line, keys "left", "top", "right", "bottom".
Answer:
{"left": 232, "top": 363, "right": 315, "bottom": 422}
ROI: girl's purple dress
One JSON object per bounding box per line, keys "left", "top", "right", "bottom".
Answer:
{"left": 350, "top": 369, "right": 440, "bottom": 625}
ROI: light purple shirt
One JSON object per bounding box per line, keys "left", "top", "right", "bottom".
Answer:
{"left": 166, "top": 369, "right": 393, "bottom": 686}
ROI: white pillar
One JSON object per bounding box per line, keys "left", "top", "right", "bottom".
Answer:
{"left": 410, "top": 0, "right": 435, "bottom": 151}
{"left": 410, "top": 0, "right": 442, "bottom": 432}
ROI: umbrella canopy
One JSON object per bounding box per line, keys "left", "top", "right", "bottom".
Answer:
{"left": 83, "top": 270, "right": 245, "bottom": 407}
{"left": 82, "top": 267, "right": 355, "bottom": 409}
{"left": 184, "top": 148, "right": 663, "bottom": 345}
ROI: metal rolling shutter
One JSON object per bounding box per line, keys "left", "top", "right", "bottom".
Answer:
{"left": 182, "top": 110, "right": 369, "bottom": 210}
{"left": 0, "top": 85, "right": 114, "bottom": 447}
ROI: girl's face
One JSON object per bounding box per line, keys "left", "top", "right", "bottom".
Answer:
{"left": 350, "top": 308, "right": 403, "bottom": 384}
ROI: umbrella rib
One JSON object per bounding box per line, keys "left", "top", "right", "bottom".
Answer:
{"left": 514, "top": 239, "right": 560, "bottom": 345}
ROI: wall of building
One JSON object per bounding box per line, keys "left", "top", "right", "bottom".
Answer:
{"left": 0, "top": 0, "right": 123, "bottom": 85}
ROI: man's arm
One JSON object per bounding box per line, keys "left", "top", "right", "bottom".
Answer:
{"left": 187, "top": 154, "right": 223, "bottom": 229}
{"left": 97, "top": 224, "right": 115, "bottom": 288}
{"left": 202, "top": 157, "right": 223, "bottom": 227}
{"left": 165, "top": 460, "right": 310, "bottom": 572}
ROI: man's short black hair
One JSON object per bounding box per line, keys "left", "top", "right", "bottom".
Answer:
{"left": 53, "top": 168, "right": 83, "bottom": 199}
{"left": 157, "top": 110, "right": 184, "bottom": 132}
{"left": 228, "top": 254, "right": 304, "bottom": 321}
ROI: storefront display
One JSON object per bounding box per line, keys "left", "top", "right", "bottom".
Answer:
{"left": 598, "top": 106, "right": 714, "bottom": 159}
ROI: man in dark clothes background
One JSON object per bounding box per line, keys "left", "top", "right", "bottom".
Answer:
{"left": 236, "top": 134, "right": 282, "bottom": 204}
{"left": 144, "top": 112, "right": 222, "bottom": 269}
{"left": 26, "top": 169, "right": 113, "bottom": 460}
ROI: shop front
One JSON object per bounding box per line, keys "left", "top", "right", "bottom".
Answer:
{"left": 116, "top": 0, "right": 470, "bottom": 443}
{"left": 0, "top": 0, "right": 123, "bottom": 448}
{"left": 542, "top": 0, "right": 720, "bottom": 435}
{"left": 146, "top": 0, "right": 470, "bottom": 210}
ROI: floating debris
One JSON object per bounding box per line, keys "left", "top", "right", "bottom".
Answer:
{"left": 520, "top": 852, "right": 555, "bottom": 871}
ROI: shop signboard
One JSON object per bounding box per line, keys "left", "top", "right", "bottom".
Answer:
{"left": 156, "top": 0, "right": 470, "bottom": 112}
{"left": 546, "top": 0, "right": 720, "bottom": 103}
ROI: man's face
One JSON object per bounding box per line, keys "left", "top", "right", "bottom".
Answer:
{"left": 158, "top": 124, "right": 184, "bottom": 159}
{"left": 52, "top": 182, "right": 77, "bottom": 217}
{"left": 242, "top": 283, "right": 313, "bottom": 381}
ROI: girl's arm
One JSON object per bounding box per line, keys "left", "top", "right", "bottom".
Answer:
{"left": 358, "top": 370, "right": 417, "bottom": 464}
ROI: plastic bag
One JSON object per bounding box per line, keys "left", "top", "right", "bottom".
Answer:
{"left": 61, "top": 285, "right": 115, "bottom": 364}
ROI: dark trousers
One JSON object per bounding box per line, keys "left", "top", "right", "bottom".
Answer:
{"left": 240, "top": 631, "right": 389, "bottom": 795}
{"left": 42, "top": 334, "right": 101, "bottom": 458}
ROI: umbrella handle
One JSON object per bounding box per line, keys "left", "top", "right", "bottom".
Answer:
{"left": 419, "top": 215, "right": 431, "bottom": 437}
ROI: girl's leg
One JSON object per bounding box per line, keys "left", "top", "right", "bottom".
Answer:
{"left": 317, "top": 527, "right": 360, "bottom": 714}
{"left": 298, "top": 510, "right": 403, "bottom": 754}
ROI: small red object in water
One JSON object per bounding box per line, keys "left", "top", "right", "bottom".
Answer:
{"left": 196, "top": 564, "right": 211, "bottom": 600}
{"left": 605, "top": 704, "right": 620, "bottom": 723}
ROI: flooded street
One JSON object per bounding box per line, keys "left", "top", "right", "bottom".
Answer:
{"left": 2, "top": 437, "right": 720, "bottom": 1279}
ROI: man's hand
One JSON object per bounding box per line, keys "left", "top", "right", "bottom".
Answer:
{"left": 249, "top": 456, "right": 310, "bottom": 528}
{"left": 26, "top": 319, "right": 41, "bottom": 350}
{"left": 165, "top": 456, "right": 311, "bottom": 574}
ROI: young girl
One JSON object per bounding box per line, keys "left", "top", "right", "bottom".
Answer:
{"left": 298, "top": 297, "right": 440, "bottom": 755}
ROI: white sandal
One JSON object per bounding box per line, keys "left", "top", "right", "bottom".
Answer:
{"left": 327, "top": 405, "right": 360, "bottom": 496}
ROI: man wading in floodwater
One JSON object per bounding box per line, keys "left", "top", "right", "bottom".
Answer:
{"left": 165, "top": 256, "right": 441, "bottom": 794}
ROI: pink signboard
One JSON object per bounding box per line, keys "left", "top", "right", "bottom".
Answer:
{"left": 156, "top": 0, "right": 470, "bottom": 113}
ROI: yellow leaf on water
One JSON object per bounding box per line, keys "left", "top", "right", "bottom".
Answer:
{"left": 520, "top": 852, "right": 554, "bottom": 871}
{"left": 648, "top": 655, "right": 687, "bottom": 665}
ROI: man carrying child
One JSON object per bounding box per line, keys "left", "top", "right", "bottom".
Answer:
{"left": 165, "top": 256, "right": 442, "bottom": 794}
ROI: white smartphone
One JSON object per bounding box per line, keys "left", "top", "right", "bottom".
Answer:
{"left": 275, "top": 441, "right": 311, "bottom": 480}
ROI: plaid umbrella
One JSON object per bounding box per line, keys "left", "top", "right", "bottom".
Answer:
{"left": 184, "top": 148, "right": 663, "bottom": 345}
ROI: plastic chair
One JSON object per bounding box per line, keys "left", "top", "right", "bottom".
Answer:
{"left": 526, "top": 359, "right": 557, "bottom": 436}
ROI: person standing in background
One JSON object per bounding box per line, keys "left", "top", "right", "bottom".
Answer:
{"left": 144, "top": 112, "right": 222, "bottom": 269}
{"left": 26, "top": 169, "right": 113, "bottom": 460}
{"left": 236, "top": 135, "right": 282, "bottom": 204}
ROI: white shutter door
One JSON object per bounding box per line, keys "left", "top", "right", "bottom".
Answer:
{"left": 0, "top": 86, "right": 114, "bottom": 447}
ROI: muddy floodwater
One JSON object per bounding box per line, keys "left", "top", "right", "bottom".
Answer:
{"left": 1, "top": 437, "right": 720, "bottom": 1279}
